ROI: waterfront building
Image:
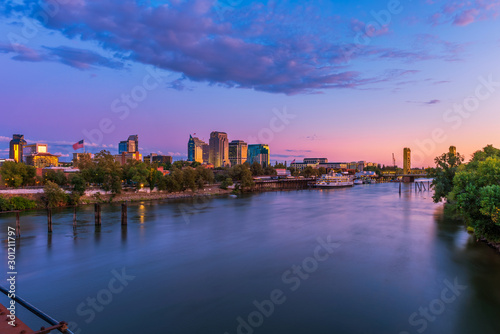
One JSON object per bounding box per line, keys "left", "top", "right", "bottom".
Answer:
{"left": 9, "top": 134, "right": 27, "bottom": 163}
{"left": 229, "top": 140, "right": 248, "bottom": 166}
{"left": 22, "top": 143, "right": 60, "bottom": 168}
{"left": 25, "top": 152, "right": 60, "bottom": 168}
{"left": 318, "top": 162, "right": 348, "bottom": 170}
{"left": 304, "top": 158, "right": 328, "bottom": 164}
{"left": 188, "top": 135, "right": 208, "bottom": 163}
{"left": 119, "top": 135, "right": 139, "bottom": 154}
{"left": 403, "top": 147, "right": 411, "bottom": 175}
{"left": 209, "top": 131, "right": 229, "bottom": 167}
{"left": 247, "top": 144, "right": 270, "bottom": 167}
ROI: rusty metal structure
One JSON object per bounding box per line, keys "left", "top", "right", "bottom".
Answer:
{"left": 0, "top": 285, "right": 74, "bottom": 334}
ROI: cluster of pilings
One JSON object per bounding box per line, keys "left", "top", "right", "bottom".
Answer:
{"left": 13, "top": 202, "right": 129, "bottom": 237}
{"left": 399, "top": 181, "right": 433, "bottom": 195}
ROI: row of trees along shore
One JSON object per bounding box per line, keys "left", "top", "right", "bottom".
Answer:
{"left": 430, "top": 145, "right": 500, "bottom": 244}
{"left": 0, "top": 150, "right": 330, "bottom": 210}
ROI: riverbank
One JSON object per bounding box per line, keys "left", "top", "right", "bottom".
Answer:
{"left": 0, "top": 186, "right": 233, "bottom": 212}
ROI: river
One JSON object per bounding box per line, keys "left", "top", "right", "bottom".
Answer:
{"left": 1, "top": 183, "right": 500, "bottom": 334}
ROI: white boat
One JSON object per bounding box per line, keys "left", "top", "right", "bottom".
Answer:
{"left": 353, "top": 179, "right": 364, "bottom": 185}
{"left": 313, "top": 172, "right": 354, "bottom": 188}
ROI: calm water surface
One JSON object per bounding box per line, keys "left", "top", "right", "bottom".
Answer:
{"left": 1, "top": 183, "right": 500, "bottom": 334}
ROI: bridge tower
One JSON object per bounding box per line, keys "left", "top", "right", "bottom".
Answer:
{"left": 403, "top": 147, "right": 411, "bottom": 175}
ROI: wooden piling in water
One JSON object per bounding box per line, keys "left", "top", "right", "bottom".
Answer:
{"left": 47, "top": 209, "right": 52, "bottom": 233}
{"left": 399, "top": 182, "right": 401, "bottom": 195}
{"left": 121, "top": 203, "right": 127, "bottom": 225}
{"left": 16, "top": 211, "right": 20, "bottom": 237}
{"left": 95, "top": 203, "right": 101, "bottom": 225}
{"left": 73, "top": 206, "right": 77, "bottom": 228}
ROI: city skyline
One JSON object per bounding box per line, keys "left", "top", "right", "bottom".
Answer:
{"left": 1, "top": 1, "right": 499, "bottom": 166}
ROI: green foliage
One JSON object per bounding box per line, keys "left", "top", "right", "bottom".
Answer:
{"left": 0, "top": 197, "right": 37, "bottom": 211}
{"left": 123, "top": 160, "right": 149, "bottom": 189}
{"left": 9, "top": 197, "right": 37, "bottom": 210}
{"left": 94, "top": 150, "right": 122, "bottom": 194}
{"left": 429, "top": 151, "right": 464, "bottom": 203}
{"left": 220, "top": 177, "right": 233, "bottom": 190}
{"left": 250, "top": 162, "right": 264, "bottom": 176}
{"left": 1, "top": 162, "right": 36, "bottom": 188}
{"left": 43, "top": 181, "right": 69, "bottom": 208}
{"left": 0, "top": 197, "right": 13, "bottom": 211}
{"left": 43, "top": 170, "right": 68, "bottom": 186}
{"left": 440, "top": 145, "right": 500, "bottom": 242}
{"left": 228, "top": 164, "right": 254, "bottom": 191}
{"left": 182, "top": 168, "right": 197, "bottom": 192}
{"left": 300, "top": 166, "right": 318, "bottom": 178}
{"left": 263, "top": 165, "right": 277, "bottom": 176}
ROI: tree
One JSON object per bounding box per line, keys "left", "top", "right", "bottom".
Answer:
{"left": 220, "top": 177, "right": 233, "bottom": 189}
{"left": 147, "top": 168, "right": 164, "bottom": 191}
{"left": 250, "top": 162, "right": 264, "bottom": 176}
{"left": 263, "top": 165, "right": 277, "bottom": 176}
{"left": 301, "top": 166, "right": 318, "bottom": 178}
{"left": 43, "top": 181, "right": 68, "bottom": 208}
{"left": 429, "top": 150, "right": 464, "bottom": 203}
{"left": 94, "top": 150, "right": 123, "bottom": 194}
{"left": 0, "top": 162, "right": 36, "bottom": 187}
{"left": 182, "top": 168, "right": 197, "bottom": 192}
{"left": 43, "top": 170, "right": 67, "bottom": 186}
{"left": 318, "top": 167, "right": 327, "bottom": 176}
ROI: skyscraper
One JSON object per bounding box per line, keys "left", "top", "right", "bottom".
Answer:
{"left": 247, "top": 144, "right": 270, "bottom": 167}
{"left": 229, "top": 140, "right": 248, "bottom": 166}
{"left": 209, "top": 131, "right": 229, "bottom": 167}
{"left": 403, "top": 147, "right": 411, "bottom": 174}
{"left": 188, "top": 135, "right": 208, "bottom": 163}
{"left": 9, "top": 134, "right": 27, "bottom": 163}
{"left": 119, "top": 135, "right": 139, "bottom": 154}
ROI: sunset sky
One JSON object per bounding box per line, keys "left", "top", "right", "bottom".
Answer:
{"left": 1, "top": 0, "right": 499, "bottom": 167}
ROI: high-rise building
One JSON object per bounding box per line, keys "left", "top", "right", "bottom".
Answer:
{"left": 247, "top": 144, "right": 270, "bottom": 167}
{"left": 209, "top": 131, "right": 229, "bottom": 167}
{"left": 119, "top": 135, "right": 139, "bottom": 154}
{"left": 202, "top": 144, "right": 209, "bottom": 163}
{"left": 403, "top": 147, "right": 411, "bottom": 174}
{"left": 9, "top": 134, "right": 27, "bottom": 163}
{"left": 188, "top": 135, "right": 208, "bottom": 163}
{"left": 229, "top": 140, "right": 248, "bottom": 166}
{"left": 449, "top": 146, "right": 457, "bottom": 156}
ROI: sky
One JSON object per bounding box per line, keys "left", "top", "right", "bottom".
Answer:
{"left": 0, "top": 0, "right": 499, "bottom": 167}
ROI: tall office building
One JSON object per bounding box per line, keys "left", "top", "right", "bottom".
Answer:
{"left": 247, "top": 144, "right": 270, "bottom": 167}
{"left": 188, "top": 135, "right": 208, "bottom": 163}
{"left": 403, "top": 147, "right": 411, "bottom": 175}
{"left": 229, "top": 140, "right": 248, "bottom": 166}
{"left": 119, "top": 135, "right": 139, "bottom": 154}
{"left": 9, "top": 134, "right": 27, "bottom": 163}
{"left": 209, "top": 131, "right": 229, "bottom": 167}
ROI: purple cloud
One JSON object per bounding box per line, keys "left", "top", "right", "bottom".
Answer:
{"left": 0, "top": 0, "right": 482, "bottom": 94}
{"left": 429, "top": 0, "right": 500, "bottom": 26}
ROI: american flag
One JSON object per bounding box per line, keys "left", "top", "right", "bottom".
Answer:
{"left": 73, "top": 140, "right": 84, "bottom": 150}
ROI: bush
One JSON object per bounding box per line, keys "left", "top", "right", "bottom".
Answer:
{"left": 220, "top": 178, "right": 233, "bottom": 190}
{"left": 43, "top": 181, "right": 69, "bottom": 208}
{"left": 0, "top": 196, "right": 37, "bottom": 211}
{"left": 9, "top": 197, "right": 37, "bottom": 210}
{"left": 0, "top": 197, "right": 13, "bottom": 211}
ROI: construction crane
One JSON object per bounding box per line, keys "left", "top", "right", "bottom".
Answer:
{"left": 392, "top": 153, "right": 396, "bottom": 170}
